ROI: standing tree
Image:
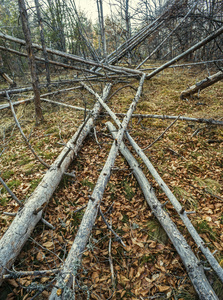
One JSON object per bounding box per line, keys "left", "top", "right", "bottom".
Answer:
{"left": 34, "top": 0, "right": 51, "bottom": 87}
{"left": 18, "top": 0, "right": 43, "bottom": 124}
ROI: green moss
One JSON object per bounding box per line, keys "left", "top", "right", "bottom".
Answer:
{"left": 195, "top": 220, "right": 217, "bottom": 241}
{"left": 81, "top": 179, "right": 95, "bottom": 191}
{"left": 44, "top": 152, "right": 56, "bottom": 159}
{"left": 0, "top": 197, "right": 8, "bottom": 206}
{"left": 139, "top": 255, "right": 155, "bottom": 265}
{"left": 30, "top": 178, "right": 41, "bottom": 192}
{"left": 146, "top": 219, "right": 168, "bottom": 244}
{"left": 123, "top": 181, "right": 134, "bottom": 201}
{"left": 2, "top": 170, "right": 14, "bottom": 180}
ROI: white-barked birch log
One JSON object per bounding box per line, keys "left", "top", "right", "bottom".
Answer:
{"left": 107, "top": 122, "right": 218, "bottom": 300}
{"left": 0, "top": 83, "right": 112, "bottom": 286}
{"left": 180, "top": 71, "right": 223, "bottom": 99}
{"left": 49, "top": 74, "right": 145, "bottom": 299}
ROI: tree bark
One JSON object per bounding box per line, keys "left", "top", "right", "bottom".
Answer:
{"left": 0, "top": 45, "right": 103, "bottom": 76}
{"left": 180, "top": 71, "right": 223, "bottom": 99}
{"left": 34, "top": 0, "right": 51, "bottom": 86}
{"left": 107, "top": 122, "right": 218, "bottom": 300}
{"left": 0, "top": 83, "right": 112, "bottom": 286}
{"left": 49, "top": 74, "right": 145, "bottom": 299}
{"left": 0, "top": 32, "right": 140, "bottom": 76}
{"left": 125, "top": 132, "right": 223, "bottom": 283}
{"left": 18, "top": 0, "right": 43, "bottom": 124}
{"left": 146, "top": 26, "right": 223, "bottom": 80}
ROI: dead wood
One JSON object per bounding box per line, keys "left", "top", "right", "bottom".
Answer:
{"left": 139, "top": 59, "right": 223, "bottom": 71}
{"left": 48, "top": 74, "right": 145, "bottom": 299}
{"left": 125, "top": 132, "right": 223, "bottom": 283}
{"left": 0, "top": 32, "right": 141, "bottom": 77}
{"left": 0, "top": 70, "right": 16, "bottom": 87}
{"left": 0, "top": 45, "right": 103, "bottom": 76}
{"left": 3, "top": 268, "right": 60, "bottom": 279}
{"left": 0, "top": 83, "right": 112, "bottom": 286}
{"left": 107, "top": 121, "right": 218, "bottom": 300}
{"left": 136, "top": 0, "right": 198, "bottom": 69}
{"left": 146, "top": 26, "right": 223, "bottom": 80}
{"left": 114, "top": 113, "right": 223, "bottom": 125}
{"left": 180, "top": 71, "right": 223, "bottom": 99}
{"left": 18, "top": 0, "right": 43, "bottom": 124}
{"left": 81, "top": 84, "right": 223, "bottom": 283}
{"left": 0, "top": 86, "right": 82, "bottom": 111}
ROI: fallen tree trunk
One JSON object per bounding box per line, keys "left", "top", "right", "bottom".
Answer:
{"left": 139, "top": 59, "right": 223, "bottom": 71}
{"left": 114, "top": 113, "right": 223, "bottom": 125}
{"left": 107, "top": 122, "right": 218, "bottom": 300}
{"left": 82, "top": 86, "right": 223, "bottom": 283}
{"left": 0, "top": 32, "right": 142, "bottom": 77}
{"left": 180, "top": 71, "right": 223, "bottom": 99}
{"left": 125, "top": 132, "right": 223, "bottom": 283}
{"left": 0, "top": 45, "right": 103, "bottom": 77}
{"left": 49, "top": 74, "right": 145, "bottom": 299}
{"left": 146, "top": 26, "right": 223, "bottom": 80}
{"left": 0, "top": 86, "right": 82, "bottom": 111}
{"left": 0, "top": 83, "right": 112, "bottom": 286}
{"left": 0, "top": 70, "right": 16, "bottom": 87}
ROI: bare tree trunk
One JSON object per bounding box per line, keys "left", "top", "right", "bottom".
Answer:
{"left": 49, "top": 75, "right": 145, "bottom": 299}
{"left": 18, "top": 0, "right": 43, "bottom": 124}
{"left": 146, "top": 26, "right": 223, "bottom": 80}
{"left": 0, "top": 84, "right": 112, "bottom": 286}
{"left": 107, "top": 122, "right": 218, "bottom": 300}
{"left": 97, "top": 0, "right": 107, "bottom": 61}
{"left": 34, "top": 0, "right": 51, "bottom": 87}
{"left": 180, "top": 71, "right": 223, "bottom": 99}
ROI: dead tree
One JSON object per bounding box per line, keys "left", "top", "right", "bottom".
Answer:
{"left": 146, "top": 26, "right": 223, "bottom": 80}
{"left": 107, "top": 122, "right": 218, "bottom": 300}
{"left": 18, "top": 0, "right": 43, "bottom": 124}
{"left": 34, "top": 0, "right": 51, "bottom": 86}
{"left": 180, "top": 71, "right": 223, "bottom": 99}
{"left": 48, "top": 74, "right": 145, "bottom": 299}
{"left": 0, "top": 69, "right": 16, "bottom": 87}
{"left": 0, "top": 83, "right": 112, "bottom": 286}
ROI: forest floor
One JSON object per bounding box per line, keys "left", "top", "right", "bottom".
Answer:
{"left": 0, "top": 64, "right": 223, "bottom": 300}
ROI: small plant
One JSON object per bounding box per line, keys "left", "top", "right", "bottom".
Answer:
{"left": 81, "top": 179, "right": 95, "bottom": 191}
{"left": 195, "top": 220, "right": 217, "bottom": 241}
{"left": 146, "top": 219, "right": 168, "bottom": 244}
{"left": 1, "top": 170, "right": 14, "bottom": 180}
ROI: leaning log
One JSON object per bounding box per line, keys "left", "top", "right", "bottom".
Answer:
{"left": 0, "top": 32, "right": 142, "bottom": 76}
{"left": 0, "top": 83, "right": 112, "bottom": 286}
{"left": 0, "top": 86, "right": 82, "bottom": 111}
{"left": 0, "top": 45, "right": 103, "bottom": 76}
{"left": 146, "top": 26, "right": 223, "bottom": 80}
{"left": 48, "top": 74, "right": 145, "bottom": 299}
{"left": 180, "top": 71, "right": 223, "bottom": 99}
{"left": 107, "top": 122, "right": 218, "bottom": 300}
{"left": 0, "top": 69, "right": 16, "bottom": 87}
